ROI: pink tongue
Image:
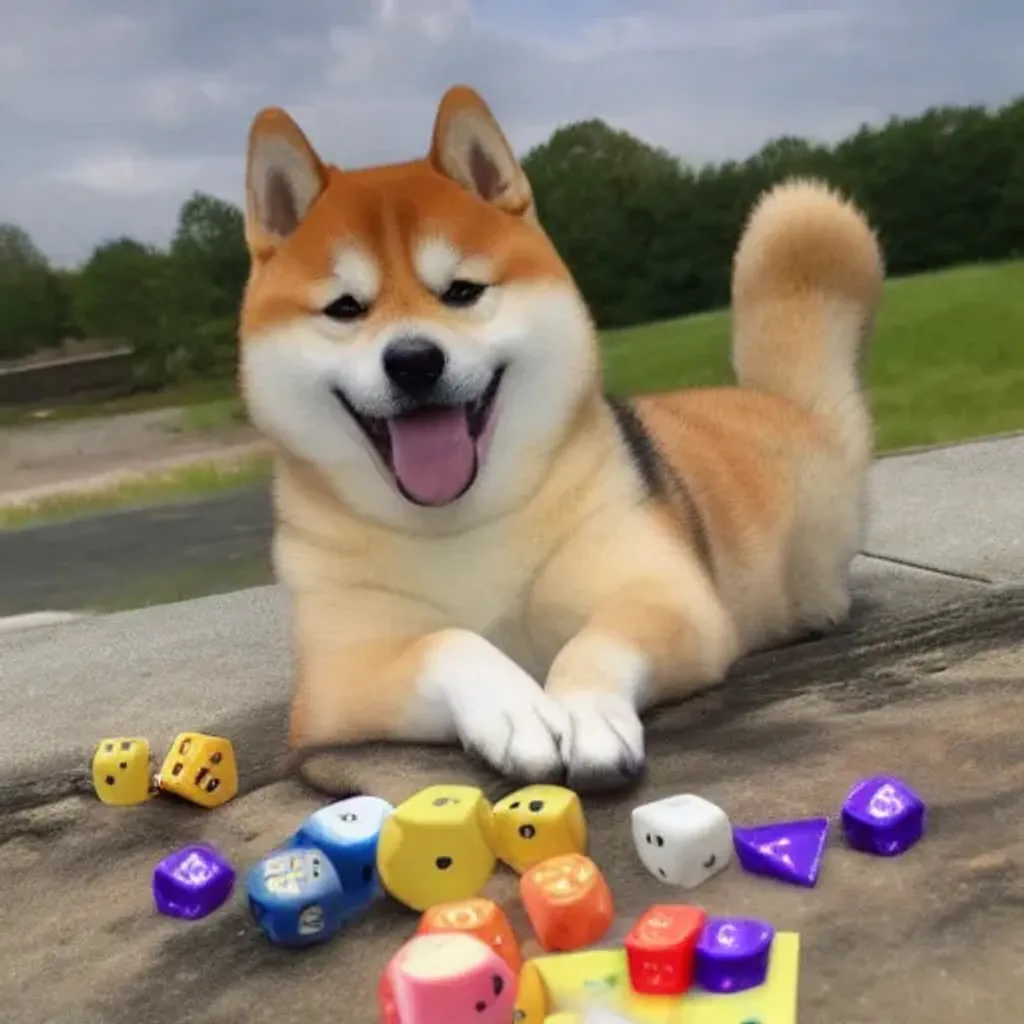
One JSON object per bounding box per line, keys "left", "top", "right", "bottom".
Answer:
{"left": 386, "top": 407, "right": 476, "bottom": 506}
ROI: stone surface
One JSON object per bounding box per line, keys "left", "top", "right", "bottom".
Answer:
{"left": 6, "top": 439, "right": 1024, "bottom": 1021}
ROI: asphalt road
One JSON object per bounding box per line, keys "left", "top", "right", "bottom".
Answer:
{"left": 0, "top": 485, "right": 275, "bottom": 616}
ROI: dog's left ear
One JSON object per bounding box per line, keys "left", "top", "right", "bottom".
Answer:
{"left": 429, "top": 85, "right": 536, "bottom": 221}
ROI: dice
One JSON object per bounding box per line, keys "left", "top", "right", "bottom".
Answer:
{"left": 624, "top": 904, "right": 706, "bottom": 995}
{"left": 376, "top": 784, "right": 496, "bottom": 912}
{"left": 152, "top": 842, "right": 236, "bottom": 920}
{"left": 291, "top": 794, "right": 392, "bottom": 904}
{"left": 630, "top": 794, "right": 732, "bottom": 889}
{"left": 156, "top": 732, "right": 238, "bottom": 809}
{"left": 491, "top": 784, "right": 588, "bottom": 874}
{"left": 91, "top": 737, "right": 153, "bottom": 806}
{"left": 417, "top": 897, "right": 522, "bottom": 973}
{"left": 520, "top": 854, "right": 615, "bottom": 952}
{"left": 245, "top": 847, "right": 348, "bottom": 946}
{"left": 841, "top": 775, "right": 926, "bottom": 856}
{"left": 694, "top": 915, "right": 774, "bottom": 994}
{"left": 514, "top": 960, "right": 551, "bottom": 1023}
{"left": 380, "top": 931, "right": 516, "bottom": 1023}
{"left": 524, "top": 948, "right": 629, "bottom": 1013}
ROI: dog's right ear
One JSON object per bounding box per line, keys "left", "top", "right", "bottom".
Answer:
{"left": 245, "top": 107, "right": 329, "bottom": 261}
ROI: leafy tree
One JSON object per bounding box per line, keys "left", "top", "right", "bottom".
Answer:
{"left": 72, "top": 237, "right": 177, "bottom": 384}
{"left": 163, "top": 192, "right": 248, "bottom": 377}
{"left": 0, "top": 223, "right": 70, "bottom": 359}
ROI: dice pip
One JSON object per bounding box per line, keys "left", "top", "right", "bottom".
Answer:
{"left": 630, "top": 794, "right": 732, "bottom": 889}
{"left": 380, "top": 931, "right": 516, "bottom": 1023}
{"left": 624, "top": 904, "right": 706, "bottom": 995}
{"left": 417, "top": 897, "right": 522, "bottom": 973}
{"left": 245, "top": 847, "right": 347, "bottom": 947}
{"left": 376, "top": 784, "right": 496, "bottom": 912}
{"left": 92, "top": 737, "right": 153, "bottom": 806}
{"left": 520, "top": 853, "right": 614, "bottom": 952}
{"left": 156, "top": 732, "right": 238, "bottom": 809}
{"left": 491, "top": 784, "right": 588, "bottom": 874}
{"left": 153, "top": 842, "right": 235, "bottom": 920}
{"left": 291, "top": 794, "right": 392, "bottom": 904}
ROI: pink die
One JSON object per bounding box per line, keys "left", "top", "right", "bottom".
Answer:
{"left": 380, "top": 932, "right": 515, "bottom": 1023}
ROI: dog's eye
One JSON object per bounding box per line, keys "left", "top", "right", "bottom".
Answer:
{"left": 440, "top": 280, "right": 487, "bottom": 308}
{"left": 323, "top": 294, "right": 368, "bottom": 321}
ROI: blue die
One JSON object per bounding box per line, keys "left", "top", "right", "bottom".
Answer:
{"left": 290, "top": 795, "right": 393, "bottom": 905}
{"left": 245, "top": 847, "right": 347, "bottom": 947}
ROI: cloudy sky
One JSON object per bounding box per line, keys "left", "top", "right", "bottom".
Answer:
{"left": 1, "top": 0, "right": 1020, "bottom": 266}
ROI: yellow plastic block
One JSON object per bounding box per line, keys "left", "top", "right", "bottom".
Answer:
{"left": 156, "top": 732, "right": 238, "bottom": 809}
{"left": 376, "top": 784, "right": 496, "bottom": 911}
{"left": 491, "top": 784, "right": 587, "bottom": 873}
{"left": 524, "top": 933, "right": 800, "bottom": 1024}
{"left": 91, "top": 737, "right": 153, "bottom": 806}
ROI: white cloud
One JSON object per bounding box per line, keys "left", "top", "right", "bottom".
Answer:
{"left": 0, "top": 0, "right": 1018, "bottom": 265}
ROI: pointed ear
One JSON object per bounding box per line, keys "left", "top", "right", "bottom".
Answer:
{"left": 429, "top": 85, "right": 535, "bottom": 221}
{"left": 245, "top": 107, "right": 329, "bottom": 258}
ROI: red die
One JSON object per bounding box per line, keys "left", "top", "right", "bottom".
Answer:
{"left": 625, "top": 904, "right": 707, "bottom": 995}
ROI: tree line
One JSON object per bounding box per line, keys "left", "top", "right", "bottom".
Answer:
{"left": 1, "top": 94, "right": 1021, "bottom": 388}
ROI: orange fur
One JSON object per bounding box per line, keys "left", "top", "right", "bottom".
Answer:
{"left": 237, "top": 86, "right": 884, "bottom": 791}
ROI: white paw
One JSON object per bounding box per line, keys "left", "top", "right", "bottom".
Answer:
{"left": 424, "top": 631, "right": 568, "bottom": 781}
{"left": 554, "top": 691, "right": 645, "bottom": 791}
{"left": 451, "top": 685, "right": 569, "bottom": 782}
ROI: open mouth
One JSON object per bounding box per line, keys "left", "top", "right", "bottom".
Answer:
{"left": 331, "top": 367, "right": 505, "bottom": 507}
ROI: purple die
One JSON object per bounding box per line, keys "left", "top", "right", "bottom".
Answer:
{"left": 841, "top": 775, "right": 925, "bottom": 856}
{"left": 733, "top": 816, "right": 830, "bottom": 887}
{"left": 153, "top": 842, "right": 236, "bottom": 920}
{"left": 695, "top": 916, "right": 775, "bottom": 994}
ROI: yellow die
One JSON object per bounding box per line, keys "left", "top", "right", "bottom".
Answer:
{"left": 543, "top": 1016, "right": 580, "bottom": 1024}
{"left": 376, "top": 784, "right": 496, "bottom": 911}
{"left": 91, "top": 737, "right": 153, "bottom": 806}
{"left": 515, "top": 960, "right": 551, "bottom": 1023}
{"left": 491, "top": 785, "right": 587, "bottom": 873}
{"left": 156, "top": 732, "right": 238, "bottom": 809}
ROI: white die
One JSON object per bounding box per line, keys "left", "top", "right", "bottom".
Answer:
{"left": 631, "top": 794, "right": 733, "bottom": 888}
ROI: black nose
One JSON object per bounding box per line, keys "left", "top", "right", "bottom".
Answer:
{"left": 382, "top": 336, "right": 447, "bottom": 398}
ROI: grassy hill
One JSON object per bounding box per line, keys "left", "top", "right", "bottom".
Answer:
{"left": 3, "top": 258, "right": 1022, "bottom": 528}
{"left": 602, "top": 258, "right": 1024, "bottom": 452}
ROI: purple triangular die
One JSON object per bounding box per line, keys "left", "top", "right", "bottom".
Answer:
{"left": 732, "top": 817, "right": 830, "bottom": 887}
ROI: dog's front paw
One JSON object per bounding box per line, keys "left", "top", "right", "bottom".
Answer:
{"left": 553, "top": 691, "right": 645, "bottom": 793}
{"left": 452, "top": 686, "right": 569, "bottom": 782}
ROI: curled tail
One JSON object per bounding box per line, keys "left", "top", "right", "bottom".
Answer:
{"left": 731, "top": 177, "right": 884, "bottom": 454}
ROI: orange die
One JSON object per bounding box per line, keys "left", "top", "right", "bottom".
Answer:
{"left": 625, "top": 904, "right": 707, "bottom": 996}
{"left": 520, "top": 854, "right": 614, "bottom": 952}
{"left": 417, "top": 897, "right": 523, "bottom": 974}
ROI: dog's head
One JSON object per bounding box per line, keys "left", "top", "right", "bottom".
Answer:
{"left": 238, "top": 85, "right": 600, "bottom": 531}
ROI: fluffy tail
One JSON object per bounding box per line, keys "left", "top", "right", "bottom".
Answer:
{"left": 731, "top": 177, "right": 884, "bottom": 452}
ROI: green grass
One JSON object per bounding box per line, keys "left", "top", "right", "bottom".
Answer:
{"left": 602, "top": 259, "right": 1024, "bottom": 452}
{"left": 3, "top": 258, "right": 1022, "bottom": 528}
{"left": 0, "top": 378, "right": 239, "bottom": 428}
{"left": 0, "top": 454, "right": 271, "bottom": 530}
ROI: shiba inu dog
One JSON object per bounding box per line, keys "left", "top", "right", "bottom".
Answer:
{"left": 238, "top": 85, "right": 884, "bottom": 792}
